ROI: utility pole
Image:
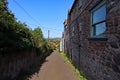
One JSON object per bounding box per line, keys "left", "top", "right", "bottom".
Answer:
{"left": 48, "top": 30, "right": 50, "bottom": 41}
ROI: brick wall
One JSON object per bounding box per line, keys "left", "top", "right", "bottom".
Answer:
{"left": 65, "top": 0, "right": 120, "bottom": 80}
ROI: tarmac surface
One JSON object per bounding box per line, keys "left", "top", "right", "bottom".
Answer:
{"left": 28, "top": 51, "right": 80, "bottom": 80}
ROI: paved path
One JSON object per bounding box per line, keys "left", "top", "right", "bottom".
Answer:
{"left": 28, "top": 51, "right": 80, "bottom": 80}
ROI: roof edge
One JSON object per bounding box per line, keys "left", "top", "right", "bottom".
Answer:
{"left": 68, "top": 0, "right": 77, "bottom": 15}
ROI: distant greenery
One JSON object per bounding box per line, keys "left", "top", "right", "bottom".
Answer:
{"left": 32, "top": 27, "right": 53, "bottom": 55}
{"left": 60, "top": 53, "right": 87, "bottom": 80}
{"left": 48, "top": 38, "right": 60, "bottom": 51}
{"left": 0, "top": 0, "right": 53, "bottom": 54}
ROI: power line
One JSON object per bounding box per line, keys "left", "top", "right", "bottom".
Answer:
{"left": 27, "top": 22, "right": 62, "bottom": 34}
{"left": 13, "top": 0, "right": 63, "bottom": 32}
{"left": 13, "top": 0, "right": 39, "bottom": 24}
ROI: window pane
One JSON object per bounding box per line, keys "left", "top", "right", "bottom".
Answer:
{"left": 79, "top": 0, "right": 84, "bottom": 7}
{"left": 79, "top": 23, "right": 82, "bottom": 31}
{"left": 72, "top": 26, "right": 74, "bottom": 32}
{"left": 72, "top": 25, "right": 74, "bottom": 36}
{"left": 93, "top": 4, "right": 106, "bottom": 24}
{"left": 95, "top": 22, "right": 106, "bottom": 35}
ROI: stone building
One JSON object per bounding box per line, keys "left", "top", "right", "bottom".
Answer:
{"left": 64, "top": 0, "right": 120, "bottom": 80}
{"left": 60, "top": 38, "right": 62, "bottom": 52}
{"left": 63, "top": 19, "right": 70, "bottom": 57}
{"left": 60, "top": 32, "right": 65, "bottom": 52}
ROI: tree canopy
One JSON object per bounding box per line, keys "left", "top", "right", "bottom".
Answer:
{"left": 0, "top": 0, "right": 53, "bottom": 54}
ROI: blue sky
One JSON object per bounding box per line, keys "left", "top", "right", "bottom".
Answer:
{"left": 8, "top": 0, "right": 74, "bottom": 38}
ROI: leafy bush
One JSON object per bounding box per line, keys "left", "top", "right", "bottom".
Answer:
{"left": 0, "top": 0, "right": 53, "bottom": 54}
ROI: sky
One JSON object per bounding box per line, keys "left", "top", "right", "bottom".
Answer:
{"left": 8, "top": 0, "right": 74, "bottom": 38}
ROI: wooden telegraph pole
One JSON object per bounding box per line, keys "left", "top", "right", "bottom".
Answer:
{"left": 48, "top": 30, "right": 50, "bottom": 41}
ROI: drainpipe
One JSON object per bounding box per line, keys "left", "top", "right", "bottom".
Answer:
{"left": 76, "top": 19, "right": 81, "bottom": 70}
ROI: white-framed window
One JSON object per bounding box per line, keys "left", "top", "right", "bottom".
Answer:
{"left": 79, "top": 22, "right": 82, "bottom": 32}
{"left": 79, "top": 0, "right": 84, "bottom": 8}
{"left": 66, "top": 26, "right": 68, "bottom": 29}
{"left": 91, "top": 1, "right": 106, "bottom": 37}
{"left": 65, "top": 26, "right": 68, "bottom": 30}
{"left": 72, "top": 25, "right": 74, "bottom": 36}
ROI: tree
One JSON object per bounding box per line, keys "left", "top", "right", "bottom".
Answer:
{"left": 32, "top": 27, "right": 43, "bottom": 47}
{"left": 0, "top": 0, "right": 8, "bottom": 11}
{"left": 0, "top": 0, "right": 53, "bottom": 54}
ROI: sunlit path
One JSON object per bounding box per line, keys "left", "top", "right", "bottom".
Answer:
{"left": 28, "top": 51, "right": 79, "bottom": 80}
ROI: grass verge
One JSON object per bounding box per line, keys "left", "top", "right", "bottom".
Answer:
{"left": 60, "top": 52, "right": 87, "bottom": 80}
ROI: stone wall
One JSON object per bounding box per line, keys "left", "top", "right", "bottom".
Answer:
{"left": 0, "top": 49, "right": 43, "bottom": 80}
{"left": 66, "top": 0, "right": 120, "bottom": 80}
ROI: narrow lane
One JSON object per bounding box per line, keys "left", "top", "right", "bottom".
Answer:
{"left": 28, "top": 51, "right": 79, "bottom": 80}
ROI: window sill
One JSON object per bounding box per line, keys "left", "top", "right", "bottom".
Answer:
{"left": 87, "top": 37, "right": 108, "bottom": 41}
{"left": 87, "top": 35, "right": 108, "bottom": 41}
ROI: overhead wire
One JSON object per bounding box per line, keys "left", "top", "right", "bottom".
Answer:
{"left": 12, "top": 0, "right": 63, "bottom": 34}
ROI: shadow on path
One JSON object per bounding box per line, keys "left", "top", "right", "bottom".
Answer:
{"left": 15, "top": 52, "right": 52, "bottom": 80}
